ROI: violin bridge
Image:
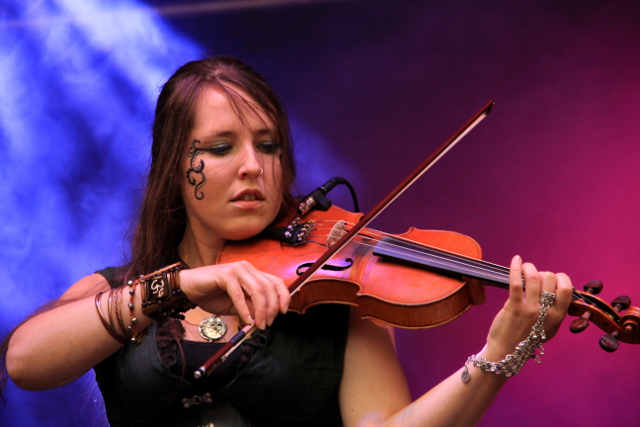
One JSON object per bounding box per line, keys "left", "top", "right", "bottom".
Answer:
{"left": 327, "top": 220, "right": 348, "bottom": 248}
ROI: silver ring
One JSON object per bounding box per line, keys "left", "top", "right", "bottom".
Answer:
{"left": 259, "top": 168, "right": 264, "bottom": 175}
{"left": 539, "top": 290, "right": 556, "bottom": 307}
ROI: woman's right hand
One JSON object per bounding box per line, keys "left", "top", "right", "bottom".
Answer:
{"left": 179, "top": 261, "right": 290, "bottom": 329}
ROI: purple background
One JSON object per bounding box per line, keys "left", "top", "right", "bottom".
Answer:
{"left": 2, "top": 0, "right": 640, "bottom": 425}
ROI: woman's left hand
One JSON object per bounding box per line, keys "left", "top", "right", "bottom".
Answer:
{"left": 483, "top": 255, "right": 573, "bottom": 361}
{"left": 338, "top": 255, "right": 573, "bottom": 427}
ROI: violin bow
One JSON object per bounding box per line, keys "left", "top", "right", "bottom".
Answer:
{"left": 194, "top": 101, "right": 495, "bottom": 378}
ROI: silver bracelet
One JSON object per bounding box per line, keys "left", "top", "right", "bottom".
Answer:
{"left": 461, "top": 290, "right": 556, "bottom": 383}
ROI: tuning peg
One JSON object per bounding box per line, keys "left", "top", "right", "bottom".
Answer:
{"left": 569, "top": 311, "right": 591, "bottom": 333}
{"left": 569, "top": 281, "right": 605, "bottom": 334}
{"left": 612, "top": 295, "right": 631, "bottom": 311}
{"left": 599, "top": 331, "right": 620, "bottom": 352}
{"left": 584, "top": 280, "right": 603, "bottom": 295}
{"left": 596, "top": 297, "right": 631, "bottom": 352}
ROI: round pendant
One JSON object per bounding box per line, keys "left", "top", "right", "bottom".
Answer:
{"left": 461, "top": 367, "right": 471, "bottom": 383}
{"left": 198, "top": 315, "right": 227, "bottom": 341}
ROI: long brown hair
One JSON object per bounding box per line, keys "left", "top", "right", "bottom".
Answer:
{"left": 128, "top": 56, "right": 297, "bottom": 279}
{"left": 0, "top": 56, "right": 297, "bottom": 400}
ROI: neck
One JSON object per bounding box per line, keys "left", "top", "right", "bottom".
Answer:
{"left": 178, "top": 224, "right": 225, "bottom": 268}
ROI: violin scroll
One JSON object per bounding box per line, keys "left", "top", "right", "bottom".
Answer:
{"left": 568, "top": 281, "right": 640, "bottom": 351}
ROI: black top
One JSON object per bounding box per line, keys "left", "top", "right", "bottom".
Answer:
{"left": 93, "top": 266, "right": 349, "bottom": 427}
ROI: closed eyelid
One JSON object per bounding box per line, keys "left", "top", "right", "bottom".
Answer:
{"left": 202, "top": 142, "right": 233, "bottom": 156}
{"left": 256, "top": 138, "right": 280, "bottom": 148}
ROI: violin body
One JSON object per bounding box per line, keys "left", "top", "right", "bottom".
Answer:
{"left": 218, "top": 205, "right": 488, "bottom": 329}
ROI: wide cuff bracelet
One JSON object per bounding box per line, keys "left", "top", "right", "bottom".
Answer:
{"left": 131, "top": 262, "right": 196, "bottom": 320}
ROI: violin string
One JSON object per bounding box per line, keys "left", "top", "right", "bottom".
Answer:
{"left": 308, "top": 219, "right": 510, "bottom": 280}
{"left": 351, "top": 231, "right": 585, "bottom": 301}
{"left": 312, "top": 220, "right": 502, "bottom": 271}
{"left": 304, "top": 219, "right": 584, "bottom": 302}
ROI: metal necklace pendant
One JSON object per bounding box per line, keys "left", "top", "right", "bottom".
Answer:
{"left": 198, "top": 314, "right": 227, "bottom": 341}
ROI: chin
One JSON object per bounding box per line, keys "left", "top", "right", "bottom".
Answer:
{"left": 225, "top": 223, "right": 270, "bottom": 241}
{"left": 227, "top": 232, "right": 262, "bottom": 241}
{"left": 222, "top": 209, "right": 281, "bottom": 241}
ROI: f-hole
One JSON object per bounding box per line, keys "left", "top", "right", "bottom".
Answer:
{"left": 296, "top": 258, "right": 354, "bottom": 276}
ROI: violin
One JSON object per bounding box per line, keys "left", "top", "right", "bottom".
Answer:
{"left": 220, "top": 204, "right": 640, "bottom": 346}
{"left": 193, "top": 100, "right": 640, "bottom": 378}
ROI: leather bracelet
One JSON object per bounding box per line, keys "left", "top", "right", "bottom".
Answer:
{"left": 95, "top": 291, "right": 128, "bottom": 344}
{"left": 133, "top": 262, "right": 195, "bottom": 320}
{"left": 113, "top": 287, "right": 127, "bottom": 338}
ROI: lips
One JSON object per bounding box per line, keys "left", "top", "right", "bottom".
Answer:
{"left": 231, "top": 189, "right": 265, "bottom": 202}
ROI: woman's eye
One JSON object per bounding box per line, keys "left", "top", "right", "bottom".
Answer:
{"left": 205, "top": 144, "right": 232, "bottom": 156}
{"left": 258, "top": 140, "right": 281, "bottom": 155}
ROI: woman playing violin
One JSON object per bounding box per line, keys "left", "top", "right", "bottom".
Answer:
{"left": 2, "top": 56, "right": 573, "bottom": 427}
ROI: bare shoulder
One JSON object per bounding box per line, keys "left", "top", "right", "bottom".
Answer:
{"left": 60, "top": 273, "right": 110, "bottom": 300}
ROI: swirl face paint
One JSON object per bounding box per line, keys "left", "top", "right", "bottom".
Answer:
{"left": 186, "top": 139, "right": 207, "bottom": 200}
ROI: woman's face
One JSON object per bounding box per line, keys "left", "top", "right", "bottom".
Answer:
{"left": 181, "top": 85, "right": 284, "bottom": 243}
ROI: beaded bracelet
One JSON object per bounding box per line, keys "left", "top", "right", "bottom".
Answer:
{"left": 126, "top": 283, "right": 146, "bottom": 344}
{"left": 461, "top": 290, "right": 556, "bottom": 382}
{"left": 95, "top": 285, "right": 149, "bottom": 345}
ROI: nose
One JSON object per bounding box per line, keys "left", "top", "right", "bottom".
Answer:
{"left": 237, "top": 144, "right": 263, "bottom": 179}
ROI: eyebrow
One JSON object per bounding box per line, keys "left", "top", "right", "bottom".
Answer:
{"left": 254, "top": 128, "right": 276, "bottom": 137}
{"left": 206, "top": 128, "right": 275, "bottom": 139}
{"left": 210, "top": 130, "right": 236, "bottom": 138}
